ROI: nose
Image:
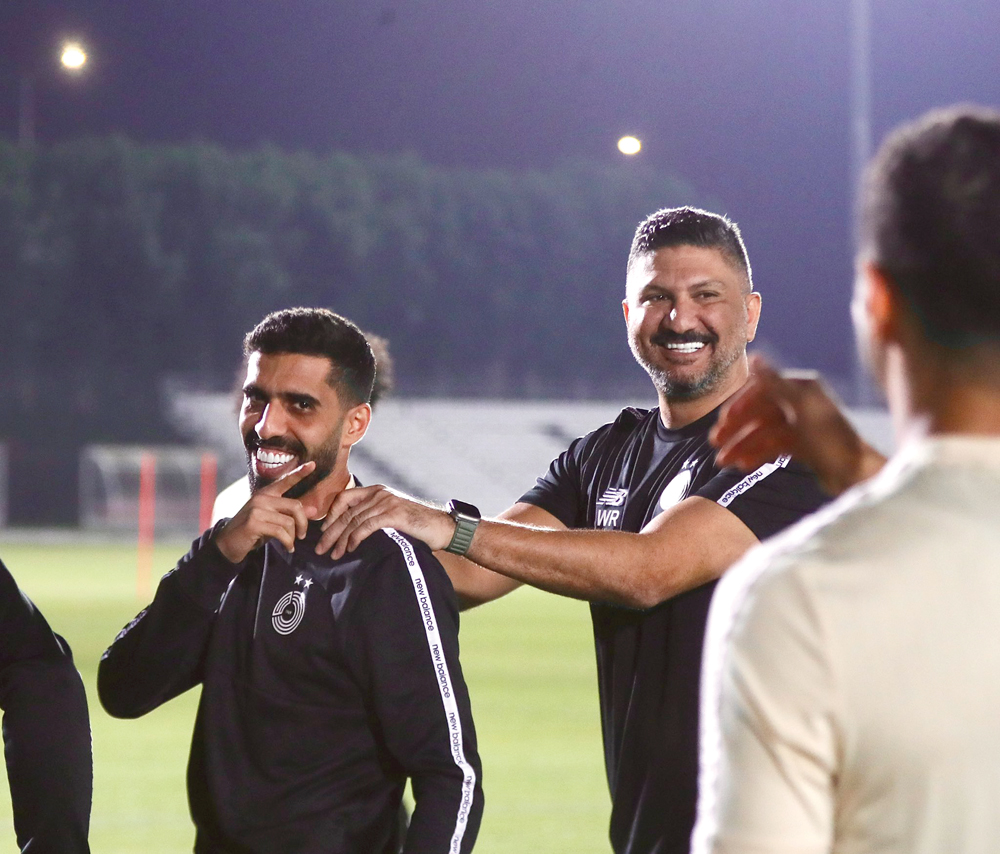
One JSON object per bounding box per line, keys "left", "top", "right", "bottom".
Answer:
{"left": 255, "top": 402, "right": 286, "bottom": 440}
{"left": 665, "top": 296, "right": 698, "bottom": 331}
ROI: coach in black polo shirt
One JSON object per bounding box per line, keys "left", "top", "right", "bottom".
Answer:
{"left": 316, "top": 208, "right": 829, "bottom": 854}
{"left": 98, "top": 308, "right": 482, "bottom": 854}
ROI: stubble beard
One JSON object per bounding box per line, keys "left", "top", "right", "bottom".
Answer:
{"left": 629, "top": 329, "right": 746, "bottom": 402}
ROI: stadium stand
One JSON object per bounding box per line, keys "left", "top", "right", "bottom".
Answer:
{"left": 168, "top": 391, "right": 893, "bottom": 521}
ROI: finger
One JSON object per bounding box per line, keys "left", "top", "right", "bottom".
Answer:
{"left": 316, "top": 494, "right": 386, "bottom": 555}
{"left": 320, "top": 485, "right": 385, "bottom": 531}
{"left": 329, "top": 513, "right": 378, "bottom": 560}
{"left": 345, "top": 514, "right": 389, "bottom": 555}
{"left": 714, "top": 417, "right": 767, "bottom": 468}
{"left": 278, "top": 497, "right": 311, "bottom": 541}
{"left": 246, "top": 494, "right": 311, "bottom": 541}
{"left": 245, "top": 515, "right": 299, "bottom": 554}
{"left": 717, "top": 421, "right": 796, "bottom": 471}
{"left": 258, "top": 461, "right": 317, "bottom": 497}
{"left": 713, "top": 382, "right": 784, "bottom": 446}
{"left": 255, "top": 505, "right": 300, "bottom": 549}
{"left": 747, "top": 353, "right": 782, "bottom": 379}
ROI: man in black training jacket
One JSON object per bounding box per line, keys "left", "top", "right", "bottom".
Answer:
{"left": 315, "top": 207, "right": 830, "bottom": 854}
{"left": 98, "top": 308, "right": 482, "bottom": 854}
{"left": 0, "top": 555, "right": 92, "bottom": 852}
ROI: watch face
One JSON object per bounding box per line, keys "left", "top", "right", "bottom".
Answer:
{"left": 448, "top": 499, "right": 481, "bottom": 520}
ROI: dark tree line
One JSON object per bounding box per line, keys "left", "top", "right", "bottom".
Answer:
{"left": 0, "top": 137, "right": 700, "bottom": 523}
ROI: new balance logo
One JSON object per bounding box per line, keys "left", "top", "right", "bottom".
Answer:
{"left": 596, "top": 486, "right": 628, "bottom": 528}
{"left": 597, "top": 487, "right": 629, "bottom": 507}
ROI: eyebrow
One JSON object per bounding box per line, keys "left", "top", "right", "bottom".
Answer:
{"left": 242, "top": 384, "right": 322, "bottom": 409}
{"left": 637, "top": 279, "right": 725, "bottom": 296}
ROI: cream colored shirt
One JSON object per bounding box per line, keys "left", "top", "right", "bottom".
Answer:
{"left": 693, "top": 435, "right": 1000, "bottom": 854}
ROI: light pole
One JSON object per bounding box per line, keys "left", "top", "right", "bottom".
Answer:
{"left": 17, "top": 73, "right": 35, "bottom": 148}
{"left": 17, "top": 39, "right": 89, "bottom": 148}
{"left": 849, "top": 0, "right": 879, "bottom": 406}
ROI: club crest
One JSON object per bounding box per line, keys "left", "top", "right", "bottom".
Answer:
{"left": 272, "top": 574, "right": 312, "bottom": 635}
{"left": 659, "top": 467, "right": 693, "bottom": 511}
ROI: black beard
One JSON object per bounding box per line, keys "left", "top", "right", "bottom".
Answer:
{"left": 244, "top": 434, "right": 337, "bottom": 498}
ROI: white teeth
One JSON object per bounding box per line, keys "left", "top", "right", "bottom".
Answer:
{"left": 256, "top": 449, "right": 295, "bottom": 467}
{"left": 664, "top": 342, "right": 706, "bottom": 352}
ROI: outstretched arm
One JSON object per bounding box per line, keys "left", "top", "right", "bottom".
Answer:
{"left": 710, "top": 356, "right": 887, "bottom": 496}
{"left": 434, "top": 502, "right": 562, "bottom": 610}
{"left": 319, "top": 488, "right": 758, "bottom": 610}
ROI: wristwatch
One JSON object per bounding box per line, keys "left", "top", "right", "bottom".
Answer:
{"left": 445, "top": 499, "right": 481, "bottom": 556}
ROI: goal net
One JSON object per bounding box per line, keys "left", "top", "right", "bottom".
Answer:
{"left": 79, "top": 445, "right": 217, "bottom": 537}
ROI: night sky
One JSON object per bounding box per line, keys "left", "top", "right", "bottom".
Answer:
{"left": 3, "top": 0, "right": 1000, "bottom": 395}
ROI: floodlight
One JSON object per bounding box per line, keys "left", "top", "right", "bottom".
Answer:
{"left": 60, "top": 42, "right": 88, "bottom": 72}
{"left": 617, "top": 136, "right": 641, "bottom": 156}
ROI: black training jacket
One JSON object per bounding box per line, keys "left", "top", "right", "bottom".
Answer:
{"left": 0, "top": 557, "right": 92, "bottom": 853}
{"left": 98, "top": 521, "right": 482, "bottom": 854}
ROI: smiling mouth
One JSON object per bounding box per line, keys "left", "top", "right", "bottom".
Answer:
{"left": 255, "top": 448, "right": 297, "bottom": 471}
{"left": 662, "top": 341, "right": 706, "bottom": 353}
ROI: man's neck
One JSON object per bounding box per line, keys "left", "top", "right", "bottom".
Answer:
{"left": 300, "top": 469, "right": 353, "bottom": 519}
{"left": 891, "top": 341, "right": 1000, "bottom": 441}
{"left": 656, "top": 362, "right": 751, "bottom": 430}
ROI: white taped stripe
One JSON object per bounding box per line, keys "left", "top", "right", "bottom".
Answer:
{"left": 716, "top": 454, "right": 791, "bottom": 508}
{"left": 386, "top": 528, "right": 477, "bottom": 854}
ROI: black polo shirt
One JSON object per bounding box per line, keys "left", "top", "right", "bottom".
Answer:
{"left": 520, "top": 405, "right": 829, "bottom": 854}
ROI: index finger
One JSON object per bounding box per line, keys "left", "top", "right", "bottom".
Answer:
{"left": 258, "top": 460, "right": 316, "bottom": 496}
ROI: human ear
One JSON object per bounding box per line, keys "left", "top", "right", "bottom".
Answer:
{"left": 342, "top": 403, "right": 372, "bottom": 447}
{"left": 744, "top": 291, "right": 762, "bottom": 343}
{"left": 860, "top": 263, "right": 902, "bottom": 345}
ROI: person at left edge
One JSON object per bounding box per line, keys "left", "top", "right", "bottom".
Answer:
{"left": 0, "top": 555, "right": 92, "bottom": 853}
{"left": 97, "top": 307, "right": 483, "bottom": 854}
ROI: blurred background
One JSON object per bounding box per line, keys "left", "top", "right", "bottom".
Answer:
{"left": 3, "top": 0, "right": 997, "bottom": 528}
{"left": 1, "top": 2, "right": 996, "bottom": 850}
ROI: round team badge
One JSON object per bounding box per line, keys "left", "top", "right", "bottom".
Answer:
{"left": 658, "top": 469, "right": 693, "bottom": 511}
{"left": 272, "top": 590, "right": 306, "bottom": 635}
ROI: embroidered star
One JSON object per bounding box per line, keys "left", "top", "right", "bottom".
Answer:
{"left": 302, "top": 578, "right": 314, "bottom": 590}
{"left": 295, "top": 574, "right": 304, "bottom": 586}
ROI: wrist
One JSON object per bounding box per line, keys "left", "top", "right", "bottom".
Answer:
{"left": 824, "top": 438, "right": 885, "bottom": 495}
{"left": 213, "top": 526, "right": 247, "bottom": 565}
{"left": 444, "top": 500, "right": 481, "bottom": 556}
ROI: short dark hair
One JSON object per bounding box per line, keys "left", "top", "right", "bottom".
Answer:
{"left": 244, "top": 308, "right": 376, "bottom": 405}
{"left": 860, "top": 105, "right": 1000, "bottom": 346}
{"left": 363, "top": 330, "right": 395, "bottom": 407}
{"left": 627, "top": 206, "right": 753, "bottom": 291}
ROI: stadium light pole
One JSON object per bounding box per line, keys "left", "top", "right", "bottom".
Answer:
{"left": 16, "top": 73, "right": 35, "bottom": 148}
{"left": 849, "top": 0, "right": 879, "bottom": 406}
{"left": 17, "top": 39, "right": 89, "bottom": 148}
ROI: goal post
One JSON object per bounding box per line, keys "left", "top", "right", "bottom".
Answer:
{"left": 79, "top": 445, "right": 218, "bottom": 537}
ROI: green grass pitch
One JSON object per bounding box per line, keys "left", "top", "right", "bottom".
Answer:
{"left": 0, "top": 539, "right": 612, "bottom": 852}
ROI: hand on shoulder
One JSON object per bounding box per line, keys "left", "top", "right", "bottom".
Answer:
{"left": 317, "top": 485, "right": 455, "bottom": 559}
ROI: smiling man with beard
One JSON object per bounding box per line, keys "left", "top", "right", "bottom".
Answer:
{"left": 315, "top": 207, "right": 831, "bottom": 854}
{"left": 98, "top": 308, "right": 483, "bottom": 854}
